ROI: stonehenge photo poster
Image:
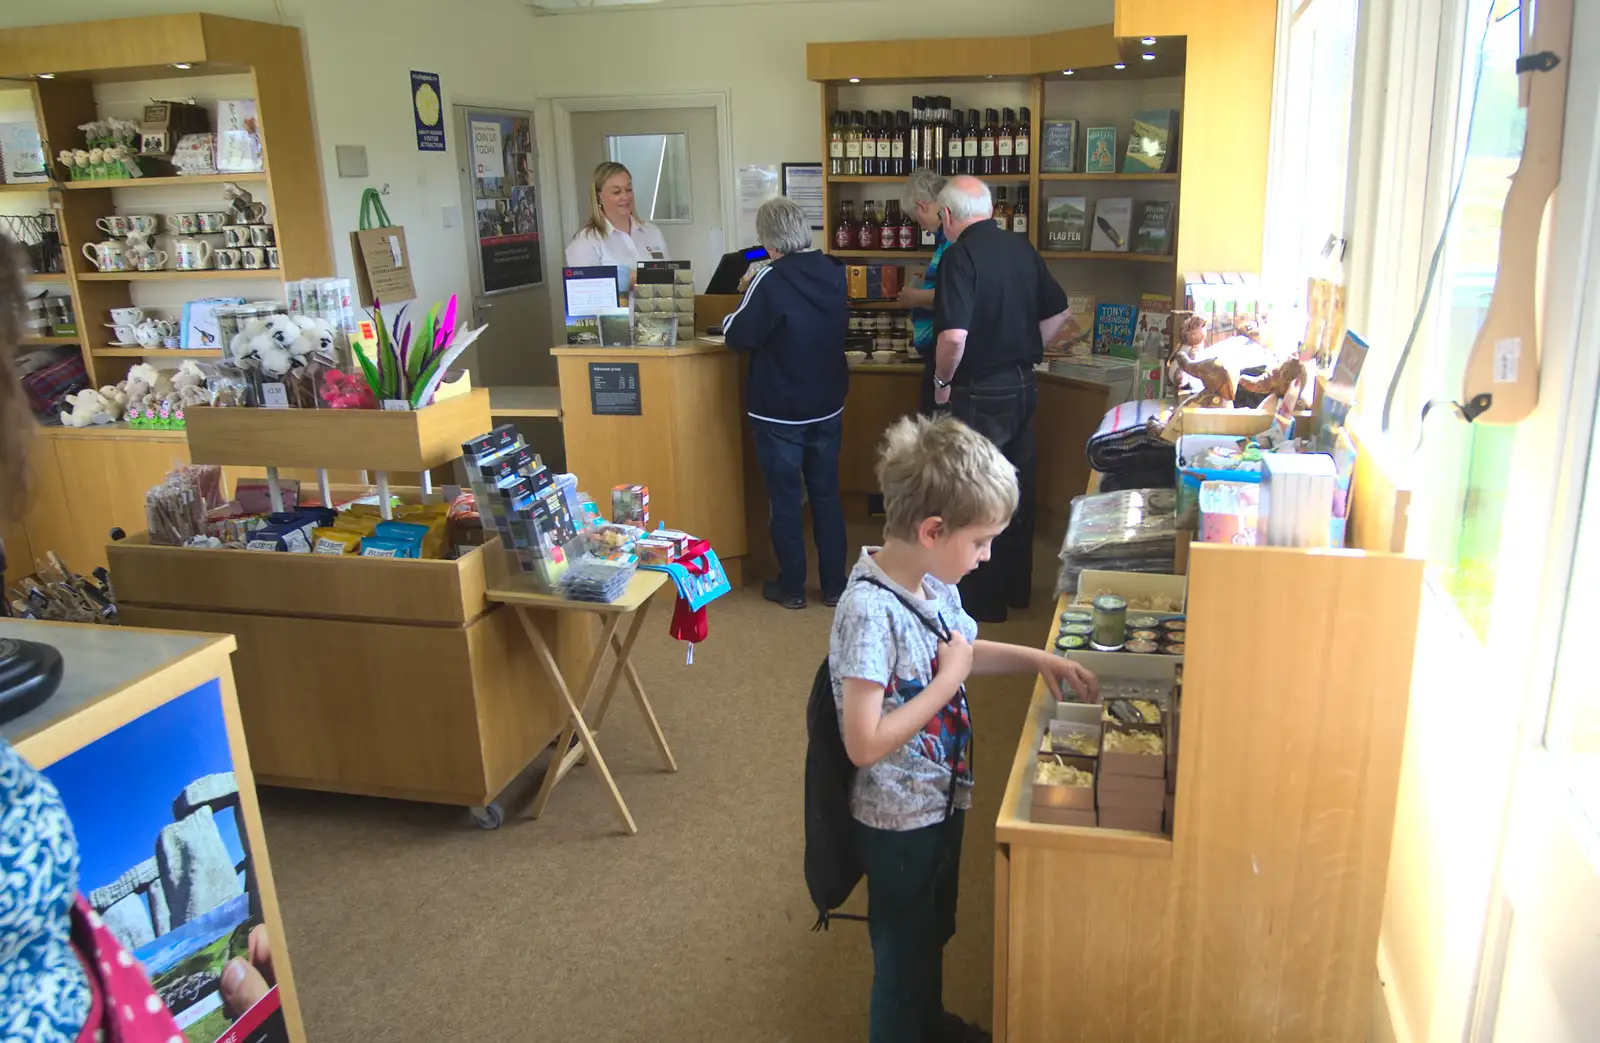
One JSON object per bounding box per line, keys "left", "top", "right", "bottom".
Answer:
{"left": 43, "top": 679, "right": 288, "bottom": 1043}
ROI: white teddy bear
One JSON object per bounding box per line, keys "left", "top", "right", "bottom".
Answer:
{"left": 61, "top": 388, "right": 115, "bottom": 427}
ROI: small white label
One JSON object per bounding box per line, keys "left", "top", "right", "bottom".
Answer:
{"left": 1015, "top": 137, "right": 1029, "bottom": 156}
{"left": 362, "top": 545, "right": 400, "bottom": 558}
{"left": 381, "top": 399, "right": 412, "bottom": 411}
{"left": 1493, "top": 337, "right": 1521, "bottom": 383}
{"left": 260, "top": 382, "right": 289, "bottom": 408}
{"left": 388, "top": 234, "right": 404, "bottom": 267}
{"left": 313, "top": 536, "right": 350, "bottom": 555}
{"left": 1013, "top": 215, "right": 1029, "bottom": 234}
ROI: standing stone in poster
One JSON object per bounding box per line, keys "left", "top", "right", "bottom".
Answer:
{"left": 157, "top": 805, "right": 244, "bottom": 927}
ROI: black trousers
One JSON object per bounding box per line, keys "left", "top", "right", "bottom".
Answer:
{"left": 940, "top": 364, "right": 1037, "bottom": 622}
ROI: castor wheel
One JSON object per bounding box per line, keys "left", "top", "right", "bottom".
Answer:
{"left": 109, "top": 527, "right": 126, "bottom": 542}
{"left": 468, "top": 804, "right": 504, "bottom": 830}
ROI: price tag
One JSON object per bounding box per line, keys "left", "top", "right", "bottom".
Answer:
{"left": 1493, "top": 337, "right": 1521, "bottom": 383}
{"left": 260, "top": 382, "right": 289, "bottom": 408}
{"left": 381, "top": 399, "right": 412, "bottom": 411}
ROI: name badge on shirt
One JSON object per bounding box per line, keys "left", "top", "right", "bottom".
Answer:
{"left": 649, "top": 249, "right": 664, "bottom": 260}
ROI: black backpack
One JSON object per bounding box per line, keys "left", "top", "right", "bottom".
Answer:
{"left": 804, "top": 576, "right": 969, "bottom": 931}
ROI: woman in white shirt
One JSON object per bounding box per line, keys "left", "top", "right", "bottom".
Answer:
{"left": 564, "top": 162, "right": 670, "bottom": 270}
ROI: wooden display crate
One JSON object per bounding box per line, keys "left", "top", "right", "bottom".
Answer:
{"left": 183, "top": 388, "right": 491, "bottom": 472}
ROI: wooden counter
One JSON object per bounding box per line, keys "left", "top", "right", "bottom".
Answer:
{"left": 993, "top": 546, "right": 1425, "bottom": 1041}
{"left": 2, "top": 620, "right": 306, "bottom": 1042}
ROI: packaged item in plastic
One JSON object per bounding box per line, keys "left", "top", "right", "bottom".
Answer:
{"left": 1055, "top": 487, "right": 1178, "bottom": 595}
{"left": 611, "top": 484, "right": 649, "bottom": 526}
{"left": 635, "top": 538, "right": 676, "bottom": 566}
{"left": 1198, "top": 480, "right": 1259, "bottom": 545}
{"left": 311, "top": 527, "right": 361, "bottom": 554}
{"left": 373, "top": 520, "right": 428, "bottom": 558}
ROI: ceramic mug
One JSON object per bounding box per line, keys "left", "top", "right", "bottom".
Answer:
{"left": 198, "top": 212, "right": 228, "bottom": 233}
{"left": 95, "top": 215, "right": 132, "bottom": 237}
{"left": 216, "top": 248, "right": 242, "bottom": 270}
{"left": 222, "top": 225, "right": 251, "bottom": 248}
{"left": 135, "top": 249, "right": 169, "bottom": 272}
{"left": 81, "top": 239, "right": 127, "bottom": 271}
{"left": 235, "top": 201, "right": 268, "bottom": 224}
{"left": 249, "top": 224, "right": 275, "bottom": 247}
{"left": 168, "top": 213, "right": 200, "bottom": 235}
{"left": 107, "top": 323, "right": 138, "bottom": 345}
{"left": 126, "top": 214, "right": 159, "bottom": 235}
{"left": 109, "top": 307, "right": 144, "bottom": 326}
{"left": 265, "top": 247, "right": 280, "bottom": 268}
{"left": 162, "top": 336, "right": 181, "bottom": 349}
{"left": 242, "top": 246, "right": 266, "bottom": 270}
{"left": 174, "top": 237, "right": 212, "bottom": 270}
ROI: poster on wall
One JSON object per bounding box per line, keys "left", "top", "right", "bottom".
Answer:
{"left": 469, "top": 111, "right": 541, "bottom": 291}
{"left": 42, "top": 679, "right": 289, "bottom": 1043}
{"left": 736, "top": 165, "right": 779, "bottom": 247}
{"left": 411, "top": 71, "right": 445, "bottom": 153}
{"left": 781, "top": 163, "right": 825, "bottom": 230}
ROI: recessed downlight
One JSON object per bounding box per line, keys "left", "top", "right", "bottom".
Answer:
{"left": 37, "top": 73, "right": 55, "bottom": 79}
{"left": 1062, "top": 69, "right": 1074, "bottom": 76}
{"left": 171, "top": 63, "right": 193, "bottom": 70}
{"left": 1142, "top": 37, "right": 1156, "bottom": 44}
{"left": 1142, "top": 53, "right": 1156, "bottom": 61}
{"left": 1113, "top": 63, "right": 1127, "bottom": 70}
{"left": 848, "top": 77, "right": 860, "bottom": 83}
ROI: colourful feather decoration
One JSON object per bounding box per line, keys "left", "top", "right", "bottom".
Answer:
{"left": 359, "top": 294, "right": 482, "bottom": 407}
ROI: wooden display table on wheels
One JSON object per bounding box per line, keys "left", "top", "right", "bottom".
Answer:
{"left": 486, "top": 570, "right": 676, "bottom": 835}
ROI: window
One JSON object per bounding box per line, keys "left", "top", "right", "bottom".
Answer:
{"left": 606, "top": 132, "right": 692, "bottom": 223}
{"left": 1262, "top": 0, "right": 1360, "bottom": 312}
{"left": 1403, "top": 0, "right": 1525, "bottom": 639}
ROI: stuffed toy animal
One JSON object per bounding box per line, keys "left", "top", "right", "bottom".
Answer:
{"left": 291, "top": 315, "right": 338, "bottom": 362}
{"left": 170, "top": 360, "right": 210, "bottom": 408}
{"left": 60, "top": 388, "right": 115, "bottom": 427}
{"left": 229, "top": 316, "right": 270, "bottom": 369}
{"left": 97, "top": 383, "right": 129, "bottom": 419}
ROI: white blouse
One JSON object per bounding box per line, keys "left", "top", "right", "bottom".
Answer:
{"left": 564, "top": 216, "right": 670, "bottom": 272}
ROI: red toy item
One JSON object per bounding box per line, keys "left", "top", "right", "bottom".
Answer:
{"left": 319, "top": 369, "right": 378, "bottom": 409}
{"left": 668, "top": 538, "right": 713, "bottom": 659}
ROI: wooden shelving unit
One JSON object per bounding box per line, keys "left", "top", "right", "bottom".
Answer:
{"left": 19, "top": 334, "right": 79, "bottom": 346}
{"left": 77, "top": 270, "right": 282, "bottom": 282}
{"left": 0, "top": 182, "right": 51, "bottom": 193}
{"left": 812, "top": 28, "right": 1184, "bottom": 299}
{"left": 0, "top": 13, "right": 332, "bottom": 389}
{"left": 22, "top": 272, "right": 69, "bottom": 284}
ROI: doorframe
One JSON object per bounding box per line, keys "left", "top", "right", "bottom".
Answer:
{"left": 550, "top": 91, "right": 737, "bottom": 263}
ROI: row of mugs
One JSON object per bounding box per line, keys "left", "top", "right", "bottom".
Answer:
{"left": 96, "top": 203, "right": 268, "bottom": 238}
{"left": 82, "top": 239, "right": 279, "bottom": 271}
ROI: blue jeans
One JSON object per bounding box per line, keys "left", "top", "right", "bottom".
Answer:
{"left": 750, "top": 414, "right": 848, "bottom": 598}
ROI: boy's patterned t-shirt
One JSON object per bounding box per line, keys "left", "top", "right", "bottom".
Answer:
{"left": 828, "top": 547, "right": 978, "bottom": 832}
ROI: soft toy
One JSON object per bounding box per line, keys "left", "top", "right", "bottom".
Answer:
{"left": 61, "top": 388, "right": 114, "bottom": 427}
{"left": 292, "top": 315, "right": 338, "bottom": 362}
{"left": 170, "top": 360, "right": 210, "bottom": 408}
{"left": 229, "top": 316, "right": 270, "bottom": 368}
{"left": 319, "top": 370, "right": 377, "bottom": 409}
{"left": 97, "top": 383, "right": 129, "bottom": 418}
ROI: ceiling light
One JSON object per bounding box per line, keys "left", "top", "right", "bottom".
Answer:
{"left": 37, "top": 73, "right": 55, "bottom": 79}
{"left": 1113, "top": 63, "right": 1127, "bottom": 70}
{"left": 848, "top": 77, "right": 860, "bottom": 83}
{"left": 1142, "top": 52, "right": 1156, "bottom": 60}
{"left": 171, "top": 63, "right": 193, "bottom": 70}
{"left": 1062, "top": 69, "right": 1074, "bottom": 76}
{"left": 1141, "top": 37, "right": 1156, "bottom": 44}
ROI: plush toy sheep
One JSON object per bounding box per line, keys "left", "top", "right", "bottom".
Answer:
{"left": 61, "top": 388, "right": 114, "bottom": 427}
{"left": 97, "top": 383, "right": 129, "bottom": 419}
{"left": 229, "top": 317, "right": 272, "bottom": 369}
{"left": 291, "top": 315, "right": 338, "bottom": 362}
{"left": 170, "top": 360, "right": 210, "bottom": 408}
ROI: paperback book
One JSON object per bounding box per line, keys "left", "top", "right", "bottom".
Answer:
{"left": 1040, "top": 120, "right": 1078, "bottom": 174}
{"left": 1132, "top": 200, "right": 1174, "bottom": 254}
{"left": 1093, "top": 302, "right": 1137, "bottom": 356}
{"left": 1044, "top": 197, "right": 1088, "bottom": 251}
{"left": 1123, "top": 109, "right": 1178, "bottom": 174}
{"left": 1084, "top": 127, "right": 1117, "bottom": 174}
{"left": 1089, "top": 197, "right": 1132, "bottom": 252}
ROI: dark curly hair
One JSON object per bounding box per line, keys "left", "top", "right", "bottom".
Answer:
{"left": 0, "top": 236, "right": 32, "bottom": 521}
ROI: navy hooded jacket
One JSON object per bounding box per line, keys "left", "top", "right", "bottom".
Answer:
{"left": 722, "top": 250, "right": 849, "bottom": 424}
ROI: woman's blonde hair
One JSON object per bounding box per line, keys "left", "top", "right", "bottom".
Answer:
{"left": 584, "top": 161, "right": 634, "bottom": 237}
{"left": 876, "top": 414, "right": 1018, "bottom": 541}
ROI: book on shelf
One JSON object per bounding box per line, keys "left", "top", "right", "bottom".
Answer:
{"left": 1132, "top": 294, "right": 1174, "bottom": 375}
{"left": 1044, "top": 196, "right": 1088, "bottom": 251}
{"left": 1132, "top": 200, "right": 1174, "bottom": 254}
{"left": 1093, "top": 302, "right": 1137, "bottom": 357}
{"left": 1088, "top": 197, "right": 1132, "bottom": 252}
{"left": 1123, "top": 110, "right": 1178, "bottom": 174}
{"left": 1084, "top": 127, "right": 1117, "bottom": 174}
{"left": 1047, "top": 291, "right": 1097, "bottom": 355}
{"left": 1040, "top": 120, "right": 1078, "bottom": 174}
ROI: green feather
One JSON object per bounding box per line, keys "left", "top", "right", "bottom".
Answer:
{"left": 354, "top": 343, "right": 384, "bottom": 400}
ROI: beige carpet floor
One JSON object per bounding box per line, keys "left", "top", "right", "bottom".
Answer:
{"left": 259, "top": 524, "right": 1062, "bottom": 1043}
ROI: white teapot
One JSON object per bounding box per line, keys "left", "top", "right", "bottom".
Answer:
{"left": 133, "top": 318, "right": 175, "bottom": 347}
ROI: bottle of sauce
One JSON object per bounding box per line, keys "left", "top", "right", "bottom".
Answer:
{"left": 834, "top": 200, "right": 857, "bottom": 251}
{"left": 879, "top": 201, "right": 903, "bottom": 251}
{"left": 993, "top": 187, "right": 1012, "bottom": 231}
{"left": 965, "top": 109, "right": 981, "bottom": 175}
{"left": 998, "top": 108, "right": 1015, "bottom": 175}
{"left": 1014, "top": 106, "right": 1031, "bottom": 174}
{"left": 1013, "top": 187, "right": 1031, "bottom": 239}
{"left": 857, "top": 200, "right": 879, "bottom": 250}
{"left": 980, "top": 108, "right": 998, "bottom": 176}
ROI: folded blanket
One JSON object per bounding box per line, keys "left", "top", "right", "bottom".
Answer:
{"left": 1086, "top": 398, "right": 1174, "bottom": 473}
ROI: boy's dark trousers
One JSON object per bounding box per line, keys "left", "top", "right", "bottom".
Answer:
{"left": 853, "top": 810, "right": 967, "bottom": 1043}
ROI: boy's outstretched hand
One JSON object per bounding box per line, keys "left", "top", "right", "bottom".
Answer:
{"left": 936, "top": 631, "right": 974, "bottom": 687}
{"left": 1037, "top": 652, "right": 1099, "bottom": 703}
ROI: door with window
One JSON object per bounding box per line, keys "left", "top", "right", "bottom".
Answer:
{"left": 455, "top": 105, "right": 554, "bottom": 387}
{"left": 568, "top": 106, "right": 724, "bottom": 288}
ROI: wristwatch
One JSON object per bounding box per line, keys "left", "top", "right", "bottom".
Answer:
{"left": 934, "top": 377, "right": 953, "bottom": 389}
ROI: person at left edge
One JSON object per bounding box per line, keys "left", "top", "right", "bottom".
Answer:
{"left": 564, "top": 161, "right": 670, "bottom": 272}
{"left": 722, "top": 196, "right": 850, "bottom": 611}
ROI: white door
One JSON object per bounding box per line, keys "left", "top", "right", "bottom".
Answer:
{"left": 455, "top": 105, "right": 555, "bottom": 387}
{"left": 568, "top": 106, "right": 724, "bottom": 289}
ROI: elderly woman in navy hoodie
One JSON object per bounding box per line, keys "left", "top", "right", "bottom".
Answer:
{"left": 723, "top": 196, "right": 850, "bottom": 610}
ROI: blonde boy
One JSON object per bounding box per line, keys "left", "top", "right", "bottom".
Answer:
{"left": 828, "top": 414, "right": 1098, "bottom": 1043}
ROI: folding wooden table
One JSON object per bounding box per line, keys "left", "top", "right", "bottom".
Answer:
{"left": 486, "top": 570, "right": 676, "bottom": 834}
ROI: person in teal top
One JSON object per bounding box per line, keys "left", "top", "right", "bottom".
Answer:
{"left": 896, "top": 169, "right": 949, "bottom": 415}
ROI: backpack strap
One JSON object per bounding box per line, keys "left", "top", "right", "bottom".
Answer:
{"left": 851, "top": 574, "right": 972, "bottom": 822}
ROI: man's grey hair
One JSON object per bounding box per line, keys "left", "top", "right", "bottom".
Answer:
{"left": 756, "top": 196, "right": 812, "bottom": 255}
{"left": 903, "top": 168, "right": 947, "bottom": 208}
{"left": 938, "top": 178, "right": 993, "bottom": 221}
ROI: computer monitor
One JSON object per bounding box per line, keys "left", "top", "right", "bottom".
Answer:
{"left": 706, "top": 246, "right": 769, "bottom": 295}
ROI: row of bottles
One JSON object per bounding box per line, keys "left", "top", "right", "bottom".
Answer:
{"left": 832, "top": 188, "right": 1031, "bottom": 252}
{"left": 829, "top": 100, "right": 1031, "bottom": 178}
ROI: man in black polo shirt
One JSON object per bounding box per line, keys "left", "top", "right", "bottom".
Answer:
{"left": 932, "top": 175, "right": 1072, "bottom": 622}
